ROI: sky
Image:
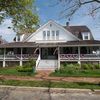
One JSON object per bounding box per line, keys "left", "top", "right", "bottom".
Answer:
{"left": 0, "top": 0, "right": 100, "bottom": 42}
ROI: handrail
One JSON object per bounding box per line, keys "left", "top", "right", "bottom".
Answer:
{"left": 36, "top": 54, "right": 40, "bottom": 70}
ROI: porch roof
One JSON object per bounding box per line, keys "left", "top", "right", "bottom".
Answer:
{"left": 0, "top": 42, "right": 38, "bottom": 48}
{"left": 0, "top": 40, "right": 100, "bottom": 48}
{"left": 38, "top": 40, "right": 100, "bottom": 47}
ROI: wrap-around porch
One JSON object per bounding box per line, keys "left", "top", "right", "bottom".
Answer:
{"left": 0, "top": 41, "right": 100, "bottom": 69}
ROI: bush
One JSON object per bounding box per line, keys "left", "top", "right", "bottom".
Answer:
{"left": 63, "top": 62, "right": 67, "bottom": 67}
{"left": 94, "top": 64, "right": 100, "bottom": 69}
{"left": 16, "top": 59, "right": 35, "bottom": 72}
{"left": 74, "top": 64, "right": 81, "bottom": 70}
{"left": 88, "top": 63, "right": 94, "bottom": 70}
{"left": 82, "top": 64, "right": 89, "bottom": 70}
{"left": 16, "top": 66, "right": 33, "bottom": 72}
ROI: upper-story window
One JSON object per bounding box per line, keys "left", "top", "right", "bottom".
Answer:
{"left": 17, "top": 35, "right": 20, "bottom": 41}
{"left": 43, "top": 31, "right": 46, "bottom": 40}
{"left": 52, "top": 31, "right": 55, "bottom": 40}
{"left": 82, "top": 32, "right": 90, "bottom": 40}
{"left": 56, "top": 30, "right": 59, "bottom": 40}
{"left": 47, "top": 31, "right": 50, "bottom": 40}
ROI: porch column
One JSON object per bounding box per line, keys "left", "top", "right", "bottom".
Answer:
{"left": 3, "top": 48, "right": 6, "bottom": 67}
{"left": 20, "top": 48, "right": 23, "bottom": 66}
{"left": 78, "top": 46, "right": 81, "bottom": 64}
{"left": 58, "top": 47, "right": 60, "bottom": 69}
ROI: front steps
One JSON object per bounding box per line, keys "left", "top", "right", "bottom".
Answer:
{"left": 36, "top": 60, "right": 58, "bottom": 71}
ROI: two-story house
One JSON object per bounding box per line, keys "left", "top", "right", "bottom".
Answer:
{"left": 0, "top": 20, "right": 100, "bottom": 71}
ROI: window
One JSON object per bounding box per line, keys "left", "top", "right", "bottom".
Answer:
{"left": 82, "top": 32, "right": 90, "bottom": 40}
{"left": 50, "top": 24, "right": 52, "bottom": 27}
{"left": 56, "top": 30, "right": 59, "bottom": 40}
{"left": 43, "top": 31, "right": 46, "bottom": 40}
{"left": 47, "top": 31, "right": 50, "bottom": 40}
{"left": 17, "top": 35, "right": 20, "bottom": 41}
{"left": 84, "top": 35, "right": 88, "bottom": 40}
{"left": 52, "top": 31, "right": 55, "bottom": 40}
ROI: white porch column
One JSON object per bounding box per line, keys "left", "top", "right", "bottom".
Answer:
{"left": 78, "top": 46, "right": 81, "bottom": 64}
{"left": 20, "top": 48, "right": 23, "bottom": 66}
{"left": 3, "top": 48, "right": 6, "bottom": 67}
{"left": 58, "top": 47, "right": 60, "bottom": 69}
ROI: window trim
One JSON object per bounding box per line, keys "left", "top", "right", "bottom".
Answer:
{"left": 43, "top": 31, "right": 46, "bottom": 40}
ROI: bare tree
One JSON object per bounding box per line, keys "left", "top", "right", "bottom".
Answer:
{"left": 53, "top": 0, "right": 100, "bottom": 19}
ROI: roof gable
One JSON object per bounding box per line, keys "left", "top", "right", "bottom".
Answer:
{"left": 24, "top": 20, "right": 80, "bottom": 42}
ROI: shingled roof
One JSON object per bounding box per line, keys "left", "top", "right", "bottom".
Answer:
{"left": 64, "top": 26, "right": 94, "bottom": 40}
{"left": 0, "top": 42, "right": 38, "bottom": 48}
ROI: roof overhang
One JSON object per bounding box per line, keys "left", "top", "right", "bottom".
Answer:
{"left": 0, "top": 40, "right": 100, "bottom": 48}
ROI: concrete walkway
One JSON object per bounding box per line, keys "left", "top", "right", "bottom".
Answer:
{"left": 0, "top": 71, "right": 100, "bottom": 83}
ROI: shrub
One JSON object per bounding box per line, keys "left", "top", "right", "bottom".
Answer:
{"left": 16, "top": 59, "right": 36, "bottom": 73}
{"left": 88, "top": 63, "right": 94, "bottom": 70}
{"left": 82, "top": 64, "right": 89, "bottom": 70}
{"left": 63, "top": 62, "right": 67, "bottom": 67}
{"left": 29, "top": 59, "right": 36, "bottom": 67}
{"left": 74, "top": 64, "right": 81, "bottom": 70}
{"left": 94, "top": 64, "right": 100, "bottom": 69}
{"left": 67, "top": 64, "right": 75, "bottom": 70}
{"left": 55, "top": 68, "right": 58, "bottom": 73}
{"left": 16, "top": 66, "right": 33, "bottom": 72}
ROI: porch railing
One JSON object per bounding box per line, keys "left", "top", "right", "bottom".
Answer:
{"left": 0, "top": 54, "right": 38, "bottom": 60}
{"left": 60, "top": 54, "right": 100, "bottom": 60}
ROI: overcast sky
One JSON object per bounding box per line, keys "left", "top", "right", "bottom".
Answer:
{"left": 0, "top": 0, "right": 100, "bottom": 42}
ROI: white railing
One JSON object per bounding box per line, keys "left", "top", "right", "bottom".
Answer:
{"left": 60, "top": 54, "right": 100, "bottom": 60}
{"left": 36, "top": 54, "right": 40, "bottom": 70}
{"left": 0, "top": 54, "right": 38, "bottom": 60}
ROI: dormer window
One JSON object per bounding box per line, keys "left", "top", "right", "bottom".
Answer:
{"left": 82, "top": 32, "right": 90, "bottom": 40}
{"left": 17, "top": 35, "right": 20, "bottom": 41}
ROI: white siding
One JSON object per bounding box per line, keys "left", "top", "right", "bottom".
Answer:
{"left": 27, "top": 21, "right": 79, "bottom": 43}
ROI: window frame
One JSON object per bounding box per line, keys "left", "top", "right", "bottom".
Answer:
{"left": 43, "top": 31, "right": 46, "bottom": 40}
{"left": 56, "top": 30, "right": 59, "bottom": 40}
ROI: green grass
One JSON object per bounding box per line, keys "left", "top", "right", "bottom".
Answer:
{"left": 50, "top": 69, "right": 100, "bottom": 77}
{"left": 0, "top": 79, "right": 100, "bottom": 89}
{"left": 0, "top": 67, "right": 35, "bottom": 76}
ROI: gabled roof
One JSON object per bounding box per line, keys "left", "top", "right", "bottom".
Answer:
{"left": 24, "top": 20, "right": 80, "bottom": 41}
{"left": 64, "top": 25, "right": 94, "bottom": 40}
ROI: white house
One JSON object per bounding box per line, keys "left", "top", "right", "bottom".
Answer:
{"left": 0, "top": 20, "right": 100, "bottom": 71}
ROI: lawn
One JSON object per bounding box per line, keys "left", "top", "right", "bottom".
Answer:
{"left": 0, "top": 67, "right": 35, "bottom": 76}
{"left": 0, "top": 79, "right": 100, "bottom": 89}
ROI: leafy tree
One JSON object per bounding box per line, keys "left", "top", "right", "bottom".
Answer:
{"left": 0, "top": 0, "right": 39, "bottom": 34}
{"left": 53, "top": 0, "right": 100, "bottom": 19}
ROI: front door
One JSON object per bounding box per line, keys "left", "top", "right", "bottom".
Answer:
{"left": 41, "top": 48, "right": 58, "bottom": 59}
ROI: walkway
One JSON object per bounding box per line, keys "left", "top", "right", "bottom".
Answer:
{"left": 0, "top": 71, "right": 100, "bottom": 83}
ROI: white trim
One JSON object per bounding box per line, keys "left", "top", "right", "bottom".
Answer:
{"left": 24, "top": 20, "right": 80, "bottom": 42}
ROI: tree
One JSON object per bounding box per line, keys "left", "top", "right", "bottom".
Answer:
{"left": 0, "top": 0, "right": 39, "bottom": 34}
{"left": 54, "top": 0, "right": 100, "bottom": 19}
